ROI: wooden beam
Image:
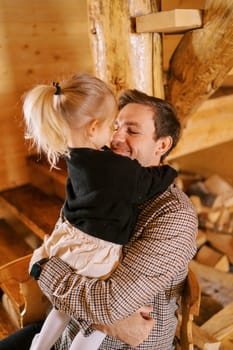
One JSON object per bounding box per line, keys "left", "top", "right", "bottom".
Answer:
{"left": 167, "top": 95, "right": 233, "bottom": 159}
{"left": 167, "top": 0, "right": 233, "bottom": 126}
{"left": 136, "top": 9, "right": 202, "bottom": 34}
{"left": 161, "top": 0, "right": 206, "bottom": 10}
{"left": 87, "top": 0, "right": 164, "bottom": 98}
{"left": 162, "top": 34, "right": 183, "bottom": 72}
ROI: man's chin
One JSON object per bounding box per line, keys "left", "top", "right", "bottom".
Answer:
{"left": 112, "top": 149, "right": 131, "bottom": 158}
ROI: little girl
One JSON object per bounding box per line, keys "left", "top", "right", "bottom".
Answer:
{"left": 23, "top": 73, "right": 177, "bottom": 350}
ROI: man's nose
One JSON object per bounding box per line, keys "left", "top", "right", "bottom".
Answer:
{"left": 112, "top": 128, "right": 125, "bottom": 143}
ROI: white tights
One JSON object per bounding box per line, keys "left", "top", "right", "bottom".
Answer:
{"left": 29, "top": 308, "right": 106, "bottom": 350}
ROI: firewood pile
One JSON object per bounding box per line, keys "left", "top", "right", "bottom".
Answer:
{"left": 176, "top": 172, "right": 233, "bottom": 349}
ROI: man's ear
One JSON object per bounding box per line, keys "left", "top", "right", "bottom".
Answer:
{"left": 156, "top": 136, "right": 173, "bottom": 157}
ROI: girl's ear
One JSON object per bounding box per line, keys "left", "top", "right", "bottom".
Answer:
{"left": 155, "top": 136, "right": 173, "bottom": 157}
{"left": 85, "top": 119, "right": 99, "bottom": 138}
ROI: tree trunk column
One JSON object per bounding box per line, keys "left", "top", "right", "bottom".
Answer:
{"left": 87, "top": 0, "right": 164, "bottom": 98}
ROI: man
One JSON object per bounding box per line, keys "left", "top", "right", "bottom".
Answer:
{"left": 0, "top": 90, "right": 197, "bottom": 349}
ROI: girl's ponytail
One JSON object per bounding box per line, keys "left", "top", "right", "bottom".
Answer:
{"left": 23, "top": 84, "right": 69, "bottom": 167}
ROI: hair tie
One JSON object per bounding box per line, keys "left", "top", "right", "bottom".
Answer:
{"left": 53, "top": 82, "right": 61, "bottom": 95}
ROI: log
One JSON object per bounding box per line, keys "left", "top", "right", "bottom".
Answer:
{"left": 87, "top": 0, "right": 164, "bottom": 97}
{"left": 167, "top": 0, "right": 233, "bottom": 125}
{"left": 193, "top": 323, "right": 221, "bottom": 350}
{"left": 205, "top": 231, "right": 233, "bottom": 264}
{"left": 189, "top": 260, "right": 233, "bottom": 288}
{"left": 197, "top": 295, "right": 223, "bottom": 326}
{"left": 204, "top": 175, "right": 233, "bottom": 196}
{"left": 167, "top": 94, "right": 233, "bottom": 159}
{"left": 196, "top": 229, "right": 207, "bottom": 248}
{"left": 195, "top": 245, "right": 229, "bottom": 272}
{"left": 201, "top": 302, "right": 233, "bottom": 341}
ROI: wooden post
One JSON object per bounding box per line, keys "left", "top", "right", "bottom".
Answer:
{"left": 167, "top": 0, "right": 233, "bottom": 126}
{"left": 87, "top": 0, "right": 164, "bottom": 98}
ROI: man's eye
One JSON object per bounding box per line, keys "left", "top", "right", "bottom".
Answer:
{"left": 128, "top": 129, "right": 139, "bottom": 135}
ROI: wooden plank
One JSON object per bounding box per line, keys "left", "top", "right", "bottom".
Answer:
{"left": 162, "top": 34, "right": 183, "bottom": 71}
{"left": 193, "top": 323, "right": 221, "bottom": 350}
{"left": 0, "top": 21, "right": 88, "bottom": 36}
{"left": 136, "top": 9, "right": 202, "bottom": 34}
{"left": 167, "top": 0, "right": 233, "bottom": 125}
{"left": 0, "top": 185, "right": 63, "bottom": 239}
{"left": 0, "top": 35, "right": 90, "bottom": 49}
{"left": 0, "top": 60, "right": 93, "bottom": 95}
{"left": 1, "top": 0, "right": 88, "bottom": 22}
{"left": 161, "top": 0, "right": 206, "bottom": 10}
{"left": 221, "top": 330, "right": 233, "bottom": 350}
{"left": 168, "top": 95, "right": 233, "bottom": 159}
{"left": 201, "top": 302, "right": 233, "bottom": 341}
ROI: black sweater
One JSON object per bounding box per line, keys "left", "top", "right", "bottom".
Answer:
{"left": 62, "top": 147, "right": 177, "bottom": 245}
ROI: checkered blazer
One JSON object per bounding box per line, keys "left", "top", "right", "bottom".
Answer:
{"left": 39, "top": 184, "right": 198, "bottom": 349}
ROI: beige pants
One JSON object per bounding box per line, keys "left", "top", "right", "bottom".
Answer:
{"left": 40, "top": 217, "right": 122, "bottom": 279}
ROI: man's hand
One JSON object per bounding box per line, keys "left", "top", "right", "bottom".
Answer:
{"left": 93, "top": 306, "right": 155, "bottom": 347}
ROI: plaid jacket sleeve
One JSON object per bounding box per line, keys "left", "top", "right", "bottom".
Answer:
{"left": 38, "top": 185, "right": 198, "bottom": 327}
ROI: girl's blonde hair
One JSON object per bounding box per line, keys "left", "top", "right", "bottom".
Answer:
{"left": 23, "top": 73, "right": 117, "bottom": 167}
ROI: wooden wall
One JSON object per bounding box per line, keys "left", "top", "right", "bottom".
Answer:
{"left": 0, "top": 0, "right": 93, "bottom": 191}
{"left": 0, "top": 0, "right": 232, "bottom": 192}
